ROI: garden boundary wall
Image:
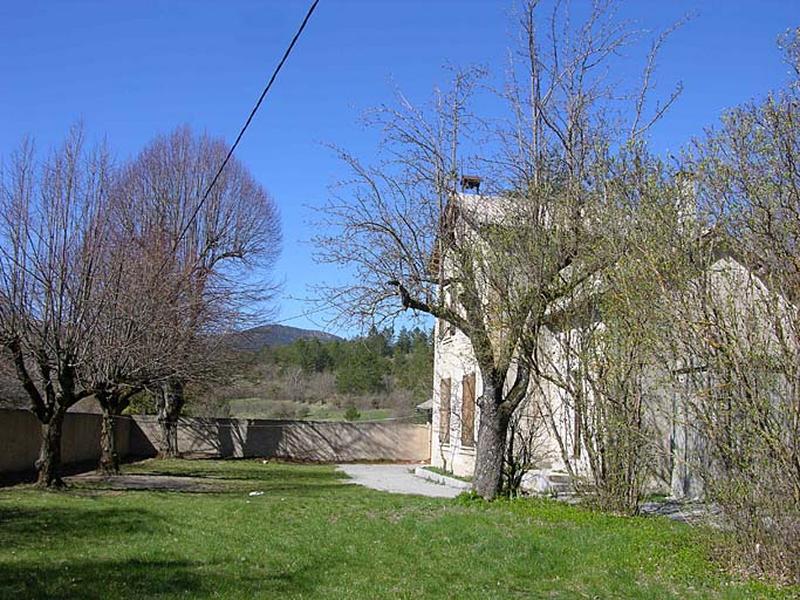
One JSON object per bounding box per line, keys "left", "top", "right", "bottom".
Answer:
{"left": 0, "top": 408, "right": 431, "bottom": 477}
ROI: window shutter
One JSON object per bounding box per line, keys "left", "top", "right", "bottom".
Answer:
{"left": 439, "top": 377, "right": 451, "bottom": 445}
{"left": 461, "top": 372, "right": 476, "bottom": 447}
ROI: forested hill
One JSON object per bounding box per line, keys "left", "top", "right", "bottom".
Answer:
{"left": 227, "top": 324, "right": 342, "bottom": 352}
{"left": 207, "top": 326, "right": 434, "bottom": 421}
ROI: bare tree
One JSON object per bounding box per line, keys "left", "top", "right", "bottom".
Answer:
{"left": 81, "top": 220, "right": 206, "bottom": 473}
{"left": 0, "top": 351, "right": 27, "bottom": 408}
{"left": 0, "top": 127, "right": 114, "bottom": 487}
{"left": 0, "top": 123, "right": 280, "bottom": 481}
{"left": 503, "top": 397, "right": 551, "bottom": 497}
{"left": 114, "top": 126, "right": 281, "bottom": 458}
{"left": 315, "top": 0, "right": 684, "bottom": 499}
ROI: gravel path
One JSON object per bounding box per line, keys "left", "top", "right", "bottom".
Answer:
{"left": 640, "top": 499, "right": 722, "bottom": 526}
{"left": 337, "top": 463, "right": 463, "bottom": 498}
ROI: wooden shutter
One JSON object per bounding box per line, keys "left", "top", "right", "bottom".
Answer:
{"left": 439, "top": 378, "right": 451, "bottom": 444}
{"left": 461, "top": 372, "right": 476, "bottom": 447}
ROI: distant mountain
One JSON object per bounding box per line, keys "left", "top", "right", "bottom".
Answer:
{"left": 227, "top": 324, "right": 342, "bottom": 352}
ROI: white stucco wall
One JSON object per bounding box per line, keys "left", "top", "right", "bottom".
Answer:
{"left": 428, "top": 194, "right": 776, "bottom": 496}
{"left": 430, "top": 318, "right": 481, "bottom": 477}
{"left": 428, "top": 256, "right": 767, "bottom": 491}
{"left": 430, "top": 314, "right": 585, "bottom": 481}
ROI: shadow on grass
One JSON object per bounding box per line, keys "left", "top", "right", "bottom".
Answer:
{"left": 0, "top": 557, "right": 326, "bottom": 599}
{"left": 114, "top": 459, "right": 356, "bottom": 496}
{"left": 0, "top": 558, "right": 204, "bottom": 599}
{"left": 129, "top": 460, "right": 345, "bottom": 482}
{"left": 0, "top": 505, "right": 164, "bottom": 549}
{"left": 68, "top": 480, "right": 357, "bottom": 499}
{"left": 53, "top": 461, "right": 356, "bottom": 499}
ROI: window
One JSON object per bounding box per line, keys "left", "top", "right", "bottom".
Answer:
{"left": 461, "top": 372, "right": 476, "bottom": 447}
{"left": 437, "top": 286, "right": 458, "bottom": 341}
{"left": 438, "top": 317, "right": 456, "bottom": 340}
{"left": 439, "top": 378, "right": 451, "bottom": 445}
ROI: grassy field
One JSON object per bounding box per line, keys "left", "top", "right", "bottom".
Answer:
{"left": 226, "top": 397, "right": 395, "bottom": 421}
{"left": 0, "top": 460, "right": 794, "bottom": 599}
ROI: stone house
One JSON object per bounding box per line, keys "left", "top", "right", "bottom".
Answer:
{"left": 429, "top": 189, "right": 780, "bottom": 499}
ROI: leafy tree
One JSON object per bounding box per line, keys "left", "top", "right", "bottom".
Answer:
{"left": 392, "top": 329, "right": 433, "bottom": 401}
{"left": 395, "top": 327, "right": 413, "bottom": 354}
{"left": 365, "top": 326, "right": 393, "bottom": 357}
{"left": 334, "top": 342, "right": 389, "bottom": 395}
{"left": 344, "top": 404, "right": 361, "bottom": 421}
{"left": 665, "top": 29, "right": 800, "bottom": 580}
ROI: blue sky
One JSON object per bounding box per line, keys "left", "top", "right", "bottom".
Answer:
{"left": 0, "top": 1, "right": 797, "bottom": 336}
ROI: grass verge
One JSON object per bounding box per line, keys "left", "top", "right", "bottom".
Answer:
{"left": 421, "top": 465, "right": 473, "bottom": 482}
{"left": 0, "top": 459, "right": 794, "bottom": 599}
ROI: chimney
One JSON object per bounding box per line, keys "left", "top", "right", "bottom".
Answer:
{"left": 461, "top": 174, "right": 481, "bottom": 194}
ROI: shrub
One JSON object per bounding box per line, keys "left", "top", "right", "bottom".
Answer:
{"left": 344, "top": 404, "right": 361, "bottom": 421}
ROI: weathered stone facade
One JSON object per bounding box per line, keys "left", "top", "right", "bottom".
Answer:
{"left": 429, "top": 251, "right": 772, "bottom": 499}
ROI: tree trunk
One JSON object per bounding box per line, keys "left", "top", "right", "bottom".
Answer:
{"left": 157, "top": 379, "right": 184, "bottom": 458}
{"left": 99, "top": 405, "right": 121, "bottom": 475}
{"left": 473, "top": 389, "right": 510, "bottom": 500}
{"left": 160, "top": 417, "right": 179, "bottom": 458}
{"left": 36, "top": 406, "right": 66, "bottom": 488}
{"left": 97, "top": 388, "right": 136, "bottom": 475}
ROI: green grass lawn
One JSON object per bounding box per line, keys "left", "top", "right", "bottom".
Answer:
{"left": 421, "top": 465, "right": 474, "bottom": 482}
{"left": 0, "top": 460, "right": 793, "bottom": 599}
{"left": 226, "top": 397, "right": 394, "bottom": 421}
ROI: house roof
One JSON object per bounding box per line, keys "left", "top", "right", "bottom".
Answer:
{"left": 428, "top": 192, "right": 517, "bottom": 274}
{"left": 415, "top": 398, "right": 433, "bottom": 411}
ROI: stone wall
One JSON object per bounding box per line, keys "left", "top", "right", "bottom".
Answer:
{"left": 0, "top": 409, "right": 430, "bottom": 477}
{"left": 0, "top": 409, "right": 131, "bottom": 475}
{"left": 130, "top": 416, "right": 430, "bottom": 463}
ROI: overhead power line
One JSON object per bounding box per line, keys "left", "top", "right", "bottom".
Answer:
{"left": 175, "top": 0, "right": 321, "bottom": 249}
